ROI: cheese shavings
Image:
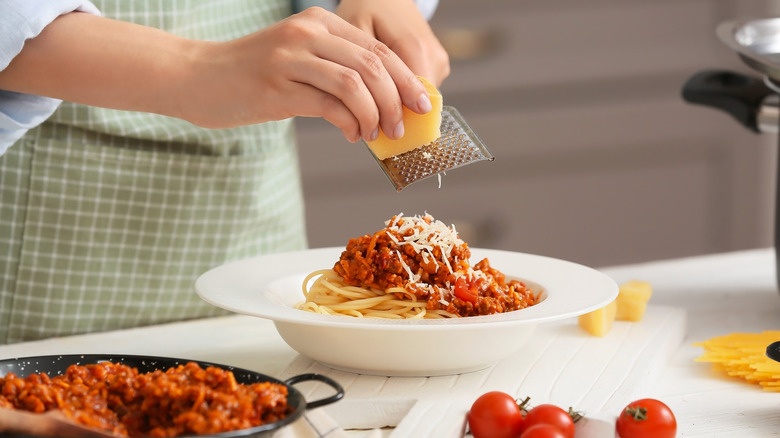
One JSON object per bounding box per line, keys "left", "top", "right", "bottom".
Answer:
{"left": 395, "top": 249, "right": 420, "bottom": 283}
{"left": 329, "top": 213, "right": 538, "bottom": 318}
{"left": 385, "top": 213, "right": 464, "bottom": 277}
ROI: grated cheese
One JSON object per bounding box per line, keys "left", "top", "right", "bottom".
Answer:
{"left": 380, "top": 213, "right": 501, "bottom": 307}
{"left": 387, "top": 232, "right": 399, "bottom": 245}
{"left": 420, "top": 249, "right": 430, "bottom": 265}
{"left": 395, "top": 249, "right": 420, "bottom": 283}
{"left": 385, "top": 213, "right": 465, "bottom": 279}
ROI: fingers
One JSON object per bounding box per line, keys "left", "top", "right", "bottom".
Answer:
{"left": 334, "top": 0, "right": 450, "bottom": 100}
{"left": 384, "top": 32, "right": 450, "bottom": 88}
{"left": 307, "top": 33, "right": 405, "bottom": 142}
{"left": 323, "top": 11, "right": 434, "bottom": 112}
{"left": 241, "top": 7, "right": 433, "bottom": 143}
{"left": 298, "top": 8, "right": 430, "bottom": 141}
{"left": 283, "top": 80, "right": 363, "bottom": 143}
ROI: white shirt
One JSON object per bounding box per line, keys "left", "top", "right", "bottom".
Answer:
{"left": 0, "top": 0, "right": 100, "bottom": 155}
{"left": 0, "top": 0, "right": 440, "bottom": 155}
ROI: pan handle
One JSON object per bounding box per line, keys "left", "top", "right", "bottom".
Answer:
{"left": 285, "top": 373, "right": 345, "bottom": 409}
{"left": 681, "top": 69, "right": 774, "bottom": 133}
{"left": 767, "top": 341, "right": 780, "bottom": 363}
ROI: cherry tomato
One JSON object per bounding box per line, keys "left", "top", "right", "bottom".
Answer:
{"left": 616, "top": 398, "right": 677, "bottom": 438}
{"left": 467, "top": 391, "right": 524, "bottom": 438}
{"left": 521, "top": 404, "right": 575, "bottom": 438}
{"left": 454, "top": 276, "right": 478, "bottom": 303}
{"left": 521, "top": 423, "right": 567, "bottom": 438}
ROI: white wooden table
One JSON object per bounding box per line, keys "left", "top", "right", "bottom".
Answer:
{"left": 598, "top": 248, "right": 780, "bottom": 437}
{"left": 2, "top": 248, "right": 779, "bottom": 437}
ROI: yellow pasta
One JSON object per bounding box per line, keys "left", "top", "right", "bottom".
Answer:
{"left": 296, "top": 269, "right": 456, "bottom": 319}
{"left": 694, "top": 331, "right": 780, "bottom": 391}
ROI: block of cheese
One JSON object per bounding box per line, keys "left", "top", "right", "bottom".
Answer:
{"left": 578, "top": 280, "right": 654, "bottom": 337}
{"left": 366, "top": 76, "right": 443, "bottom": 160}
{"left": 578, "top": 299, "right": 617, "bottom": 337}
{"left": 615, "top": 280, "right": 653, "bottom": 322}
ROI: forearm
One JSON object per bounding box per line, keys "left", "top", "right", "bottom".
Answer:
{"left": 0, "top": 7, "right": 433, "bottom": 140}
{"left": 0, "top": 11, "right": 202, "bottom": 121}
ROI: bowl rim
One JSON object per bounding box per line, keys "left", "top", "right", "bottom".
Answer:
{"left": 195, "top": 247, "right": 618, "bottom": 330}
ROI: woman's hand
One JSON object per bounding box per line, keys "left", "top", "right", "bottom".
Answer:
{"left": 190, "top": 7, "right": 435, "bottom": 142}
{"left": 335, "top": 0, "right": 450, "bottom": 87}
{"left": 0, "top": 7, "right": 437, "bottom": 143}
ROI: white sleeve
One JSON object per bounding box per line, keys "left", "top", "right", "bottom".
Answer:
{"left": 293, "top": 0, "right": 440, "bottom": 21}
{"left": 413, "top": 0, "right": 440, "bottom": 21}
{"left": 0, "top": 0, "right": 101, "bottom": 155}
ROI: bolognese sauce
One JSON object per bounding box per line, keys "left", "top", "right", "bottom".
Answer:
{"left": 333, "top": 213, "right": 536, "bottom": 317}
{"left": 0, "top": 361, "right": 290, "bottom": 437}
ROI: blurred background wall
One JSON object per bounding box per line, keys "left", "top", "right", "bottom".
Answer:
{"left": 295, "top": 0, "right": 780, "bottom": 268}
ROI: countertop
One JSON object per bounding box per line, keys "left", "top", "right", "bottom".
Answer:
{"left": 2, "top": 248, "right": 780, "bottom": 437}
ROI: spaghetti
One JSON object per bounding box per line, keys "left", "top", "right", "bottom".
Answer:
{"left": 297, "top": 213, "right": 537, "bottom": 319}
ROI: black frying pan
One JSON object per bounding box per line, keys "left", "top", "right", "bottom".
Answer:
{"left": 0, "top": 354, "right": 344, "bottom": 438}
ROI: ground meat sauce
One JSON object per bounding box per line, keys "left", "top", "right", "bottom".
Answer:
{"left": 0, "top": 361, "right": 290, "bottom": 437}
{"left": 333, "top": 214, "right": 537, "bottom": 317}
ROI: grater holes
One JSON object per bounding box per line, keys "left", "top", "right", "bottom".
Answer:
{"left": 372, "top": 106, "right": 494, "bottom": 190}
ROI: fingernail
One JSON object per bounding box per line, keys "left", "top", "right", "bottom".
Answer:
{"left": 393, "top": 122, "right": 405, "bottom": 139}
{"left": 418, "top": 93, "right": 432, "bottom": 113}
{"left": 368, "top": 128, "right": 379, "bottom": 142}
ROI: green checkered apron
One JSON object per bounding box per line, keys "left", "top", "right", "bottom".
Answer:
{"left": 0, "top": 0, "right": 307, "bottom": 344}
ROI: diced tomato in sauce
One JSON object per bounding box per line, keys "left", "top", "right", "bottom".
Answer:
{"left": 333, "top": 214, "right": 536, "bottom": 317}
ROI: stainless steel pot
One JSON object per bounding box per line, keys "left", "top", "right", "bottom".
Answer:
{"left": 682, "top": 17, "right": 780, "bottom": 290}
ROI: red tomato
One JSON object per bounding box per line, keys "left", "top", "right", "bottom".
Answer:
{"left": 616, "top": 398, "right": 677, "bottom": 438}
{"left": 521, "top": 404, "right": 575, "bottom": 438}
{"left": 454, "top": 276, "right": 478, "bottom": 303}
{"left": 521, "top": 424, "right": 567, "bottom": 438}
{"left": 467, "top": 391, "right": 524, "bottom": 438}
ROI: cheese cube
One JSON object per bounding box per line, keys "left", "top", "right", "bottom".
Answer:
{"left": 615, "top": 280, "right": 653, "bottom": 322}
{"left": 366, "top": 76, "right": 443, "bottom": 160}
{"left": 578, "top": 299, "right": 617, "bottom": 337}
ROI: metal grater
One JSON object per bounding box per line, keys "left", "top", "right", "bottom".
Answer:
{"left": 366, "top": 106, "right": 494, "bottom": 191}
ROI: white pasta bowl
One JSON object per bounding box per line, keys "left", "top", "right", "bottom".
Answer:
{"left": 195, "top": 247, "right": 618, "bottom": 377}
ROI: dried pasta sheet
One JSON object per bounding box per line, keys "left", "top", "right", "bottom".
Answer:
{"left": 694, "top": 331, "right": 780, "bottom": 391}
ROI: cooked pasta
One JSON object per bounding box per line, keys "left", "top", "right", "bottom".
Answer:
{"left": 299, "top": 269, "right": 456, "bottom": 319}
{"left": 695, "top": 331, "right": 780, "bottom": 391}
{"left": 296, "top": 213, "right": 537, "bottom": 319}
